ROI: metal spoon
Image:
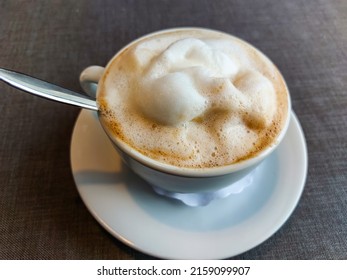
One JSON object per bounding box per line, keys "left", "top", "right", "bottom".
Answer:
{"left": 0, "top": 68, "right": 98, "bottom": 111}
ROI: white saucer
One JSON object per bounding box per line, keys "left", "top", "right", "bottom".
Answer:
{"left": 70, "top": 110, "right": 307, "bottom": 259}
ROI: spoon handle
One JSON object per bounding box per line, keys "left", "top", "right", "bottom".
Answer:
{"left": 0, "top": 68, "right": 98, "bottom": 111}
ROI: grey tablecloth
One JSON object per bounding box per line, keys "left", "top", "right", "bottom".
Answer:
{"left": 1, "top": 0, "right": 346, "bottom": 259}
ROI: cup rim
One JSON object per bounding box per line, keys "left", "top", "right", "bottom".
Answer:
{"left": 97, "top": 27, "right": 292, "bottom": 177}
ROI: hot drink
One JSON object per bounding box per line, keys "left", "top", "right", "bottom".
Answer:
{"left": 97, "top": 28, "right": 289, "bottom": 169}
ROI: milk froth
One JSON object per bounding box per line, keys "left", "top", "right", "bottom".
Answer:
{"left": 97, "top": 29, "right": 289, "bottom": 168}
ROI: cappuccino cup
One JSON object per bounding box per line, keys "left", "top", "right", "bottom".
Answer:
{"left": 80, "top": 28, "right": 291, "bottom": 205}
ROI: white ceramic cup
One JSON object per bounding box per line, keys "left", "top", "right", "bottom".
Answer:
{"left": 79, "top": 28, "right": 291, "bottom": 206}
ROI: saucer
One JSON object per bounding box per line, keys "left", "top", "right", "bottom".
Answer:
{"left": 70, "top": 110, "right": 307, "bottom": 259}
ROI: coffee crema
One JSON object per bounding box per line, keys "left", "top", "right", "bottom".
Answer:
{"left": 97, "top": 29, "right": 289, "bottom": 168}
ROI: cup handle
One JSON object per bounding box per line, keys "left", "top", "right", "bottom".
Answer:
{"left": 79, "top": 66, "right": 105, "bottom": 98}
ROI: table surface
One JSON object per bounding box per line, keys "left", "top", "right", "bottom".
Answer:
{"left": 1, "top": 0, "right": 346, "bottom": 260}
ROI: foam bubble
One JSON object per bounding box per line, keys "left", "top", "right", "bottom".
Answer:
{"left": 234, "top": 70, "right": 276, "bottom": 128}
{"left": 136, "top": 72, "right": 207, "bottom": 125}
{"left": 134, "top": 38, "right": 240, "bottom": 125}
